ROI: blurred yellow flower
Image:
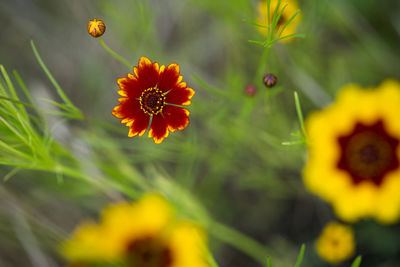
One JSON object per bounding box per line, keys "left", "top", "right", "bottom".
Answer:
{"left": 62, "top": 193, "right": 209, "bottom": 267}
{"left": 315, "top": 222, "right": 355, "bottom": 264}
{"left": 304, "top": 79, "right": 400, "bottom": 223}
{"left": 257, "top": 0, "right": 301, "bottom": 42}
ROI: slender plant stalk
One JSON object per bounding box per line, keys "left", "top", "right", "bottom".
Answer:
{"left": 294, "top": 91, "right": 307, "bottom": 138}
{"left": 209, "top": 221, "right": 272, "bottom": 264}
{"left": 98, "top": 37, "right": 131, "bottom": 68}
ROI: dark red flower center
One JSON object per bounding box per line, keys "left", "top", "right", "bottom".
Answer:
{"left": 277, "top": 14, "right": 286, "bottom": 27}
{"left": 337, "top": 120, "right": 399, "bottom": 186}
{"left": 126, "top": 237, "right": 172, "bottom": 267}
{"left": 140, "top": 88, "right": 165, "bottom": 115}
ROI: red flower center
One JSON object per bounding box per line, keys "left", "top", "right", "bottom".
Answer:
{"left": 126, "top": 237, "right": 172, "bottom": 267}
{"left": 140, "top": 88, "right": 165, "bottom": 115}
{"left": 337, "top": 120, "right": 399, "bottom": 186}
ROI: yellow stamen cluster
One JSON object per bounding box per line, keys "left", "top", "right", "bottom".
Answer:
{"left": 140, "top": 88, "right": 166, "bottom": 115}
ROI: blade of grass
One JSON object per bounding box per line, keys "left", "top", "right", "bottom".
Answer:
{"left": 13, "top": 71, "right": 35, "bottom": 105}
{"left": 272, "top": 4, "right": 288, "bottom": 33}
{"left": 3, "top": 167, "right": 21, "bottom": 182}
{"left": 351, "top": 256, "right": 362, "bottom": 267}
{"left": 40, "top": 98, "right": 75, "bottom": 112}
{"left": 242, "top": 19, "right": 267, "bottom": 28}
{"left": 30, "top": 40, "right": 79, "bottom": 114}
{"left": 294, "top": 244, "right": 306, "bottom": 267}
{"left": 0, "top": 140, "right": 33, "bottom": 160}
{"left": 0, "top": 96, "right": 35, "bottom": 108}
{"left": 266, "top": 257, "right": 272, "bottom": 267}
{"left": 0, "top": 116, "right": 28, "bottom": 145}
{"left": 248, "top": 40, "right": 267, "bottom": 46}
{"left": 294, "top": 91, "right": 306, "bottom": 137}
{"left": 209, "top": 221, "right": 272, "bottom": 265}
{"left": 0, "top": 65, "right": 19, "bottom": 101}
{"left": 273, "top": 33, "right": 305, "bottom": 43}
{"left": 278, "top": 9, "right": 301, "bottom": 38}
{"left": 268, "top": 0, "right": 282, "bottom": 41}
{"left": 192, "top": 74, "right": 228, "bottom": 98}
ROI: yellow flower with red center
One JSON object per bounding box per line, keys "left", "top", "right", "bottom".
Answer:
{"left": 315, "top": 222, "right": 355, "bottom": 264}
{"left": 62, "top": 194, "right": 209, "bottom": 267}
{"left": 257, "top": 0, "right": 301, "bottom": 42}
{"left": 87, "top": 19, "right": 106, "bottom": 38}
{"left": 112, "top": 57, "right": 194, "bottom": 144}
{"left": 304, "top": 79, "right": 400, "bottom": 223}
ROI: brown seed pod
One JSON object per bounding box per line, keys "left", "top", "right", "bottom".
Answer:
{"left": 263, "top": 73, "right": 277, "bottom": 88}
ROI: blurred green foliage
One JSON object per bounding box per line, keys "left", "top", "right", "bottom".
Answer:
{"left": 0, "top": 0, "right": 399, "bottom": 266}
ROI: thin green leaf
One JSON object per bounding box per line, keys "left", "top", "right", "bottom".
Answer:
{"left": 269, "top": 0, "right": 283, "bottom": 40}
{"left": 0, "top": 65, "right": 19, "bottom": 100}
{"left": 0, "top": 140, "right": 32, "bottom": 160}
{"left": 278, "top": 9, "right": 301, "bottom": 38}
{"left": 294, "top": 244, "right": 306, "bottom": 267}
{"left": 294, "top": 91, "right": 307, "bottom": 137}
{"left": 351, "top": 256, "right": 362, "bottom": 267}
{"left": 248, "top": 40, "right": 267, "bottom": 46}
{"left": 272, "top": 4, "right": 288, "bottom": 32}
{"left": 242, "top": 19, "right": 267, "bottom": 28}
{"left": 44, "top": 110, "right": 82, "bottom": 119}
{"left": 266, "top": 257, "right": 272, "bottom": 267}
{"left": 192, "top": 74, "right": 228, "bottom": 98}
{"left": 0, "top": 96, "right": 34, "bottom": 108}
{"left": 266, "top": 0, "right": 272, "bottom": 36}
{"left": 30, "top": 40, "right": 80, "bottom": 114}
{"left": 13, "top": 70, "right": 35, "bottom": 105}
{"left": 275, "top": 33, "right": 306, "bottom": 42}
{"left": 40, "top": 98, "right": 75, "bottom": 112}
{"left": 0, "top": 116, "right": 27, "bottom": 145}
{"left": 3, "top": 167, "right": 21, "bottom": 182}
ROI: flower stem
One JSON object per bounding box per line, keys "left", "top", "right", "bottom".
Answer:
{"left": 98, "top": 37, "right": 131, "bottom": 69}
{"left": 208, "top": 221, "right": 273, "bottom": 264}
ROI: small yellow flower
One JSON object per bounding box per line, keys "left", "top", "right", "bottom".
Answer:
{"left": 256, "top": 0, "right": 301, "bottom": 42}
{"left": 315, "top": 222, "right": 355, "bottom": 264}
{"left": 304, "top": 79, "right": 400, "bottom": 223}
{"left": 87, "top": 19, "right": 106, "bottom": 38}
{"left": 61, "top": 194, "right": 209, "bottom": 267}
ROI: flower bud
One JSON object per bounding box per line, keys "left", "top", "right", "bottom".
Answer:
{"left": 263, "top": 73, "right": 277, "bottom": 88}
{"left": 245, "top": 84, "right": 257, "bottom": 96}
{"left": 87, "top": 19, "right": 106, "bottom": 38}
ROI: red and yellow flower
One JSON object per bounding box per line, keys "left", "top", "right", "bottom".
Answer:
{"left": 304, "top": 79, "right": 400, "bottom": 223}
{"left": 112, "top": 57, "right": 194, "bottom": 144}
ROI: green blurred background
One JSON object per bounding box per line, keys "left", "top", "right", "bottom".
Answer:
{"left": 0, "top": 0, "right": 400, "bottom": 266}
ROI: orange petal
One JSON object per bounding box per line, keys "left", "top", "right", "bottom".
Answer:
{"left": 136, "top": 57, "right": 160, "bottom": 90}
{"left": 164, "top": 105, "right": 190, "bottom": 132}
{"left": 158, "top": 63, "right": 181, "bottom": 93}
{"left": 148, "top": 114, "right": 169, "bottom": 144}
{"left": 166, "top": 82, "right": 195, "bottom": 106}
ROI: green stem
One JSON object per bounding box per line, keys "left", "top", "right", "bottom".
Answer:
{"left": 294, "top": 244, "right": 306, "bottom": 267}
{"left": 253, "top": 46, "right": 271, "bottom": 86}
{"left": 209, "top": 221, "right": 273, "bottom": 264}
{"left": 98, "top": 37, "right": 131, "bottom": 69}
{"left": 294, "top": 91, "right": 307, "bottom": 138}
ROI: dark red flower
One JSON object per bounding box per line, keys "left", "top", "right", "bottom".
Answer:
{"left": 112, "top": 57, "right": 194, "bottom": 144}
